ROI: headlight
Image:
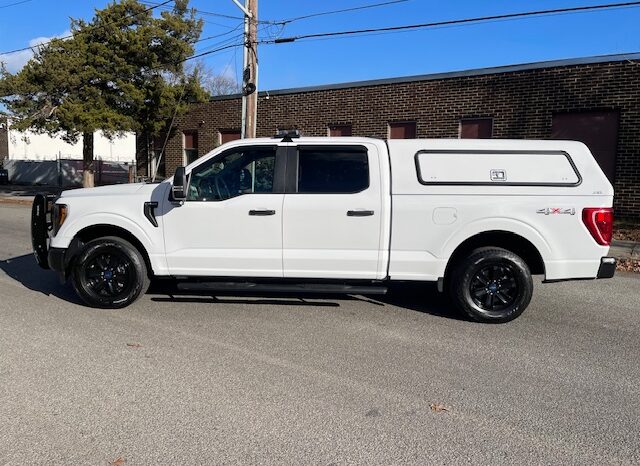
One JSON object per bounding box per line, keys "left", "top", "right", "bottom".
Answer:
{"left": 52, "top": 204, "right": 68, "bottom": 236}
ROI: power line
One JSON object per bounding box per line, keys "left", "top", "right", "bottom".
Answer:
{"left": 151, "top": 82, "right": 187, "bottom": 182}
{"left": 139, "top": 0, "right": 241, "bottom": 20}
{"left": 0, "top": 0, "right": 174, "bottom": 56}
{"left": 184, "top": 43, "right": 243, "bottom": 63}
{"left": 265, "top": 1, "right": 640, "bottom": 44}
{"left": 198, "top": 18, "right": 243, "bottom": 29}
{"left": 139, "top": 1, "right": 247, "bottom": 31}
{"left": 274, "top": 0, "right": 409, "bottom": 24}
{"left": 0, "top": 0, "right": 33, "bottom": 9}
{"left": 196, "top": 23, "right": 243, "bottom": 44}
{"left": 190, "top": 29, "right": 247, "bottom": 60}
{"left": 139, "top": 0, "right": 277, "bottom": 24}
{"left": 145, "top": 0, "right": 411, "bottom": 42}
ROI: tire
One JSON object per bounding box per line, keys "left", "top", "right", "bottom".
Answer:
{"left": 448, "top": 247, "right": 533, "bottom": 323}
{"left": 71, "top": 236, "right": 150, "bottom": 309}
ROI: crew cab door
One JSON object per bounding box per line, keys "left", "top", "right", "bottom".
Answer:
{"left": 162, "top": 144, "right": 285, "bottom": 277}
{"left": 282, "top": 144, "right": 385, "bottom": 279}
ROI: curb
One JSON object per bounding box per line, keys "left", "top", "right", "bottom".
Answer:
{"left": 0, "top": 197, "right": 33, "bottom": 206}
{"left": 610, "top": 241, "right": 639, "bottom": 260}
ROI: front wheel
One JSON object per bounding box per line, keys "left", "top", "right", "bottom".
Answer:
{"left": 448, "top": 247, "right": 533, "bottom": 323}
{"left": 71, "top": 236, "right": 150, "bottom": 308}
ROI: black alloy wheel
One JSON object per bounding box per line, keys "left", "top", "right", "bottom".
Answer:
{"left": 71, "top": 236, "right": 149, "bottom": 308}
{"left": 469, "top": 263, "right": 519, "bottom": 312}
{"left": 84, "top": 249, "right": 135, "bottom": 300}
{"left": 449, "top": 247, "right": 533, "bottom": 323}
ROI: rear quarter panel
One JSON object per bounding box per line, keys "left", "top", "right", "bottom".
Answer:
{"left": 387, "top": 139, "right": 613, "bottom": 281}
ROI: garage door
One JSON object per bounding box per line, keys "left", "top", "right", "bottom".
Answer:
{"left": 551, "top": 111, "right": 619, "bottom": 182}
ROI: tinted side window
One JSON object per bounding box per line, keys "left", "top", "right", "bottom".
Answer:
{"left": 297, "top": 148, "right": 369, "bottom": 194}
{"left": 187, "top": 147, "right": 276, "bottom": 201}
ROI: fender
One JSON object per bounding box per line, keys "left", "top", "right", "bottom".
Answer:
{"left": 52, "top": 212, "right": 155, "bottom": 254}
{"left": 439, "top": 217, "right": 552, "bottom": 265}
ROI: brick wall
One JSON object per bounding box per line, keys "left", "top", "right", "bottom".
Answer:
{"left": 150, "top": 58, "right": 640, "bottom": 218}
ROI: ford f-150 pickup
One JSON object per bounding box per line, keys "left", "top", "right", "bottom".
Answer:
{"left": 31, "top": 133, "right": 616, "bottom": 322}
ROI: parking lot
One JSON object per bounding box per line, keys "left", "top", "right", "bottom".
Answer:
{"left": 0, "top": 202, "right": 638, "bottom": 465}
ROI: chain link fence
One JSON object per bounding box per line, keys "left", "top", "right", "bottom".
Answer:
{"left": 3, "top": 155, "right": 136, "bottom": 187}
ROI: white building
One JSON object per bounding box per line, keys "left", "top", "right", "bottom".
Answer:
{"left": 1, "top": 116, "right": 137, "bottom": 186}
{"left": 1, "top": 117, "right": 136, "bottom": 162}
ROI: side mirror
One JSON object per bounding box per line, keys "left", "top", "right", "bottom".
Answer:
{"left": 172, "top": 166, "right": 187, "bottom": 201}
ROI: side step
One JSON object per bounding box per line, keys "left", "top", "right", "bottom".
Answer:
{"left": 176, "top": 281, "right": 388, "bottom": 295}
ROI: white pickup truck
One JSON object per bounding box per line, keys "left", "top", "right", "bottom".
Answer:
{"left": 31, "top": 134, "right": 616, "bottom": 322}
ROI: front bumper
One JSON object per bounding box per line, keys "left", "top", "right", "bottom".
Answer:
{"left": 597, "top": 256, "right": 616, "bottom": 279}
{"left": 31, "top": 193, "right": 55, "bottom": 269}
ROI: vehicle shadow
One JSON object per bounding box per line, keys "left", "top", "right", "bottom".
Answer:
{"left": 0, "top": 253, "right": 81, "bottom": 304}
{"left": 148, "top": 280, "right": 465, "bottom": 320}
{"left": 150, "top": 295, "right": 342, "bottom": 308}
{"left": 148, "top": 281, "right": 342, "bottom": 308}
{"left": 372, "top": 282, "right": 466, "bottom": 321}
{"left": 0, "top": 255, "right": 464, "bottom": 320}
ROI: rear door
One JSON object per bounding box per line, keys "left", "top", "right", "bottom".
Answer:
{"left": 282, "top": 144, "right": 384, "bottom": 279}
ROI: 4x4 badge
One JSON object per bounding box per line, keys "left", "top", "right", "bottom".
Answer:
{"left": 536, "top": 208, "right": 575, "bottom": 215}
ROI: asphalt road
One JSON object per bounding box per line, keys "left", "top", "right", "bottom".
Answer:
{"left": 0, "top": 203, "right": 638, "bottom": 465}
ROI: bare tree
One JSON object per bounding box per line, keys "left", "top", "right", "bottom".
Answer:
{"left": 191, "top": 60, "right": 240, "bottom": 96}
{"left": 207, "top": 74, "right": 241, "bottom": 96}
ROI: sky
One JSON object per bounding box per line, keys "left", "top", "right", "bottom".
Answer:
{"left": 1, "top": 0, "right": 639, "bottom": 91}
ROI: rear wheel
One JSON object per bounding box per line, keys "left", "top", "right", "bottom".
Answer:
{"left": 448, "top": 247, "right": 533, "bottom": 323}
{"left": 71, "top": 236, "right": 149, "bottom": 308}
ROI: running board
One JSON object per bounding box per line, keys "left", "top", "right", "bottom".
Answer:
{"left": 176, "top": 281, "right": 388, "bottom": 295}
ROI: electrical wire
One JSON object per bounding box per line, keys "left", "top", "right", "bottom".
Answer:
{"left": 138, "top": 0, "right": 240, "bottom": 20}
{"left": 273, "top": 0, "right": 409, "bottom": 24}
{"left": 183, "top": 43, "right": 243, "bottom": 63}
{"left": 0, "top": 0, "right": 174, "bottom": 56}
{"left": 139, "top": 0, "right": 278, "bottom": 24}
{"left": 263, "top": 1, "right": 640, "bottom": 44}
{"left": 0, "top": 0, "right": 33, "bottom": 9}
{"left": 196, "top": 22, "right": 243, "bottom": 44}
{"left": 151, "top": 79, "right": 187, "bottom": 182}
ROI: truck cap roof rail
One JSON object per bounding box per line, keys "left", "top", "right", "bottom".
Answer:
{"left": 274, "top": 129, "right": 301, "bottom": 142}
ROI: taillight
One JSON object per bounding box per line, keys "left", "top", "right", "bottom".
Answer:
{"left": 582, "top": 207, "right": 613, "bottom": 246}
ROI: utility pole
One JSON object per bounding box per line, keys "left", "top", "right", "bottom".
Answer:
{"left": 232, "top": 0, "right": 258, "bottom": 139}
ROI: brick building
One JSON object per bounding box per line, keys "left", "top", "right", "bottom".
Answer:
{"left": 141, "top": 53, "right": 640, "bottom": 218}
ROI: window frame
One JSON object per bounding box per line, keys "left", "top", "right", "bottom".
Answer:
{"left": 459, "top": 118, "right": 494, "bottom": 139}
{"left": 327, "top": 124, "right": 353, "bottom": 137}
{"left": 414, "top": 149, "right": 582, "bottom": 187}
{"left": 218, "top": 129, "right": 242, "bottom": 145}
{"left": 388, "top": 121, "right": 417, "bottom": 139}
{"left": 286, "top": 145, "right": 370, "bottom": 194}
{"left": 185, "top": 145, "right": 285, "bottom": 202}
{"left": 183, "top": 130, "right": 199, "bottom": 165}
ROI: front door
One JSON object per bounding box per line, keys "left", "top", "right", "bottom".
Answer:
{"left": 163, "top": 145, "right": 285, "bottom": 277}
{"left": 282, "top": 144, "right": 384, "bottom": 279}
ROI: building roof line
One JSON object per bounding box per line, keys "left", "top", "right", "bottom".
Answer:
{"left": 210, "top": 51, "right": 640, "bottom": 101}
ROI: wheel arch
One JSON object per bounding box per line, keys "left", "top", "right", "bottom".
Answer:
{"left": 444, "top": 230, "right": 546, "bottom": 282}
{"left": 68, "top": 224, "right": 153, "bottom": 277}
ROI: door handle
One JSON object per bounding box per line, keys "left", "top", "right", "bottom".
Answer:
{"left": 249, "top": 209, "right": 276, "bottom": 216}
{"left": 347, "top": 210, "right": 374, "bottom": 217}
